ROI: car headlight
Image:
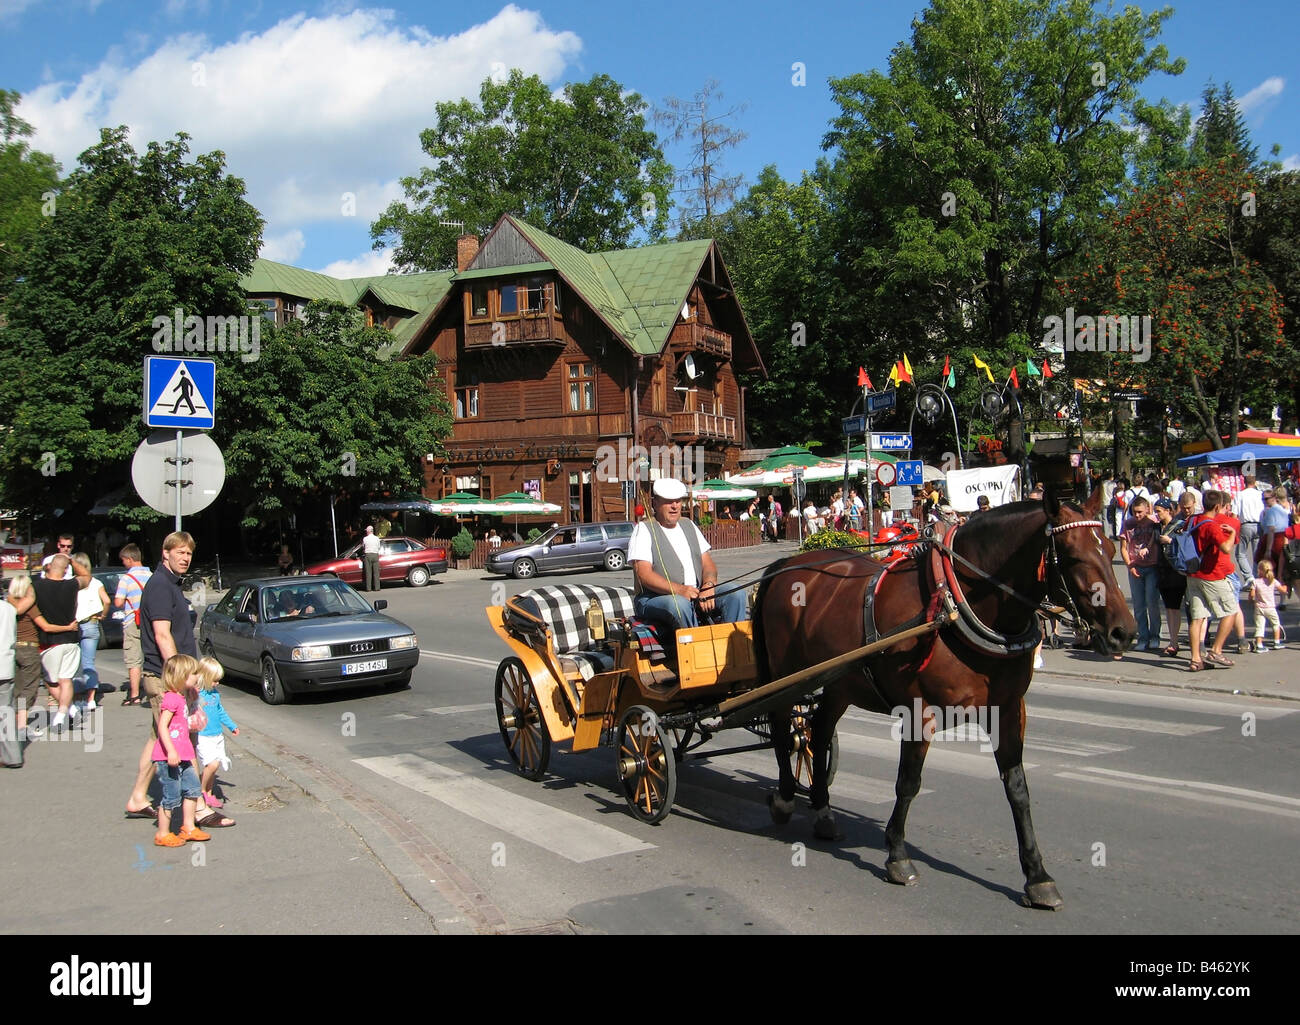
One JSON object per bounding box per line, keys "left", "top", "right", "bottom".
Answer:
{"left": 389, "top": 634, "right": 418, "bottom": 650}
{"left": 291, "top": 644, "right": 333, "bottom": 661}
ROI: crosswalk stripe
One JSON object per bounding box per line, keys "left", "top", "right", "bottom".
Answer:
{"left": 421, "top": 649, "right": 500, "bottom": 669}
{"left": 1067, "top": 766, "right": 1300, "bottom": 807}
{"left": 1055, "top": 771, "right": 1300, "bottom": 820}
{"left": 1028, "top": 708, "right": 1219, "bottom": 736}
{"left": 1032, "top": 680, "right": 1297, "bottom": 719}
{"left": 700, "top": 748, "right": 910, "bottom": 805}
{"left": 1025, "top": 737, "right": 1131, "bottom": 757}
{"left": 424, "top": 703, "right": 495, "bottom": 716}
{"left": 835, "top": 732, "right": 1024, "bottom": 778}
{"left": 354, "top": 753, "right": 655, "bottom": 862}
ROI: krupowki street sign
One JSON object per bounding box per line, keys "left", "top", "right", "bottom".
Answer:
{"left": 871, "top": 433, "right": 913, "bottom": 451}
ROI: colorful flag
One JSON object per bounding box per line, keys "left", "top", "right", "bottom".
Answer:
{"left": 973, "top": 355, "right": 994, "bottom": 383}
{"left": 947, "top": 366, "right": 956, "bottom": 388}
{"left": 887, "top": 362, "right": 900, "bottom": 387}
{"left": 1010, "top": 366, "right": 1020, "bottom": 389}
{"left": 1042, "top": 359, "right": 1054, "bottom": 379}
{"left": 903, "top": 353, "right": 914, "bottom": 377}
{"left": 942, "top": 354, "right": 951, "bottom": 378}
{"left": 857, "top": 366, "right": 873, "bottom": 388}
{"left": 896, "top": 359, "right": 913, "bottom": 384}
{"left": 1026, "top": 359, "right": 1041, "bottom": 377}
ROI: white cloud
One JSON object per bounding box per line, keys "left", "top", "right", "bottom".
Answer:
{"left": 0, "top": 0, "right": 42, "bottom": 17}
{"left": 1282, "top": 154, "right": 1300, "bottom": 172}
{"left": 17, "top": 5, "right": 582, "bottom": 260}
{"left": 259, "top": 229, "right": 305, "bottom": 263}
{"left": 1237, "top": 77, "right": 1285, "bottom": 116}
{"left": 314, "top": 249, "right": 395, "bottom": 279}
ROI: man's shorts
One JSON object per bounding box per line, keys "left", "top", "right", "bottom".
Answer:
{"left": 196, "top": 732, "right": 230, "bottom": 771}
{"left": 142, "top": 672, "right": 166, "bottom": 701}
{"left": 40, "top": 643, "right": 80, "bottom": 682}
{"left": 1187, "top": 576, "right": 1240, "bottom": 620}
{"left": 122, "top": 620, "right": 143, "bottom": 670}
{"left": 14, "top": 643, "right": 41, "bottom": 708}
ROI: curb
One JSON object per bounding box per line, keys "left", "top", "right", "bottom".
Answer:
{"left": 1044, "top": 664, "right": 1299, "bottom": 702}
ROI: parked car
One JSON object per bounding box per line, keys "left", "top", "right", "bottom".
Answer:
{"left": 92, "top": 568, "right": 196, "bottom": 648}
{"left": 198, "top": 576, "right": 420, "bottom": 704}
{"left": 303, "top": 536, "right": 448, "bottom": 587}
{"left": 486, "top": 521, "right": 635, "bottom": 579}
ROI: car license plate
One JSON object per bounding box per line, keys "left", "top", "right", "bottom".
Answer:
{"left": 341, "top": 658, "right": 388, "bottom": 675}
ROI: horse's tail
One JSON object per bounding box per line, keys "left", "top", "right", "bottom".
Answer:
{"left": 750, "top": 553, "right": 794, "bottom": 688}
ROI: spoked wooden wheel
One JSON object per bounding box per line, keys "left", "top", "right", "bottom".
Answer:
{"left": 616, "top": 705, "right": 678, "bottom": 824}
{"left": 495, "top": 658, "right": 550, "bottom": 781}
{"left": 789, "top": 705, "right": 838, "bottom": 793}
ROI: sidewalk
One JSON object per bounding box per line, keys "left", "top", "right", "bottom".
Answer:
{"left": 0, "top": 664, "right": 438, "bottom": 934}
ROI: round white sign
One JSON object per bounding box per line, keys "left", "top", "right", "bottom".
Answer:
{"left": 876, "top": 462, "right": 897, "bottom": 486}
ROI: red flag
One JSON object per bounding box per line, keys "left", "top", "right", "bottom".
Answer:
{"left": 1042, "top": 359, "right": 1054, "bottom": 379}
{"left": 1010, "top": 366, "right": 1020, "bottom": 389}
{"left": 896, "top": 360, "right": 913, "bottom": 384}
{"left": 942, "top": 354, "right": 950, "bottom": 378}
{"left": 857, "top": 366, "right": 872, "bottom": 388}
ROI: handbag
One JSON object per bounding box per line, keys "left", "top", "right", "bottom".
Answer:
{"left": 187, "top": 694, "right": 208, "bottom": 732}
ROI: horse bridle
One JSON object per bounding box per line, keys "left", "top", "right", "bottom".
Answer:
{"left": 1042, "top": 518, "right": 1108, "bottom": 633}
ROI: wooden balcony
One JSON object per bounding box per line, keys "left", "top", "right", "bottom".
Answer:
{"left": 668, "top": 320, "right": 732, "bottom": 359}
{"left": 672, "top": 410, "right": 736, "bottom": 442}
{"left": 464, "top": 311, "right": 563, "bottom": 349}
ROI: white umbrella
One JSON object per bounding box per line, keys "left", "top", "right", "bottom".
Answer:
{"left": 690, "top": 479, "right": 758, "bottom": 501}
{"left": 478, "top": 492, "right": 563, "bottom": 516}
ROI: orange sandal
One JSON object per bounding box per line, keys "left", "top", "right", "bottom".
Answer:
{"left": 177, "top": 826, "right": 211, "bottom": 842}
{"left": 154, "top": 832, "right": 184, "bottom": 847}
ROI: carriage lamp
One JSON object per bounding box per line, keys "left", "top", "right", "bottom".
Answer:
{"left": 586, "top": 598, "right": 607, "bottom": 643}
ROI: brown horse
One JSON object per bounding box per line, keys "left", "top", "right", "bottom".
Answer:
{"left": 753, "top": 487, "right": 1135, "bottom": 909}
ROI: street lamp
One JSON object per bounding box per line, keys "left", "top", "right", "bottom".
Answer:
{"left": 908, "top": 383, "right": 964, "bottom": 469}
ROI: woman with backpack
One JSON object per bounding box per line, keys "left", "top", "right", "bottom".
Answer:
{"left": 1154, "top": 497, "right": 1189, "bottom": 656}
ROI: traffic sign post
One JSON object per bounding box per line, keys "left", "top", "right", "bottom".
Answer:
{"left": 896, "top": 460, "right": 925, "bottom": 486}
{"left": 142, "top": 358, "right": 218, "bottom": 531}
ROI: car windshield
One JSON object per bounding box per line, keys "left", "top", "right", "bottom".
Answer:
{"left": 263, "top": 580, "right": 374, "bottom": 621}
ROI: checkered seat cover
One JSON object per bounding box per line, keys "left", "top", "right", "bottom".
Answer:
{"left": 510, "top": 584, "right": 635, "bottom": 655}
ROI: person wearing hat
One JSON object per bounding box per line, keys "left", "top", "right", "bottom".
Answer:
{"left": 628, "top": 478, "right": 747, "bottom": 630}
{"left": 361, "top": 525, "right": 382, "bottom": 592}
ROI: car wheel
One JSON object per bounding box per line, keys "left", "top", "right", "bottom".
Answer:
{"left": 512, "top": 557, "right": 537, "bottom": 580}
{"left": 604, "top": 549, "right": 626, "bottom": 571}
{"left": 407, "top": 565, "right": 430, "bottom": 587}
{"left": 260, "top": 656, "right": 289, "bottom": 705}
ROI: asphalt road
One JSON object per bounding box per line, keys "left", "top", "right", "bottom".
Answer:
{"left": 164, "top": 543, "right": 1300, "bottom": 935}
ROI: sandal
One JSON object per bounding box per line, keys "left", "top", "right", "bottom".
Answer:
{"left": 121, "top": 695, "right": 141, "bottom": 706}
{"left": 203, "top": 794, "right": 223, "bottom": 809}
{"left": 1203, "top": 651, "right": 1235, "bottom": 667}
{"left": 1162, "top": 645, "right": 1179, "bottom": 656}
{"left": 177, "top": 826, "right": 211, "bottom": 842}
{"left": 1185, "top": 660, "right": 1205, "bottom": 672}
{"left": 196, "top": 812, "right": 235, "bottom": 828}
{"left": 154, "top": 832, "right": 184, "bottom": 847}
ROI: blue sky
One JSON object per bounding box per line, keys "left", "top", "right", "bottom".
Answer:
{"left": 3, "top": 0, "right": 1297, "bottom": 276}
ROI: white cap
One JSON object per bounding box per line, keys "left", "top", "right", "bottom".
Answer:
{"left": 652, "top": 478, "right": 688, "bottom": 500}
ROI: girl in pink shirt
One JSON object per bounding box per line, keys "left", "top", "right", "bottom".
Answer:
{"left": 152, "top": 654, "right": 210, "bottom": 847}
{"left": 1249, "top": 559, "right": 1288, "bottom": 652}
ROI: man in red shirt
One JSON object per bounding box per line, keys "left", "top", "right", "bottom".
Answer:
{"left": 1186, "top": 490, "right": 1240, "bottom": 670}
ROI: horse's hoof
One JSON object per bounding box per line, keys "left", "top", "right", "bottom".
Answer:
{"left": 812, "top": 813, "right": 839, "bottom": 841}
{"left": 767, "top": 792, "right": 793, "bottom": 826}
{"left": 885, "top": 858, "right": 919, "bottom": 886}
{"left": 1021, "top": 880, "right": 1064, "bottom": 910}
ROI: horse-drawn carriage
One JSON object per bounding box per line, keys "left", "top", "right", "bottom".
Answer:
{"left": 486, "top": 487, "right": 1137, "bottom": 909}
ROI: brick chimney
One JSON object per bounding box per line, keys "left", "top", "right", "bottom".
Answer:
{"left": 456, "top": 233, "right": 480, "bottom": 271}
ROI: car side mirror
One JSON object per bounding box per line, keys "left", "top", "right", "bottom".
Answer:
{"left": 235, "top": 611, "right": 255, "bottom": 624}
{"left": 373, "top": 599, "right": 388, "bottom": 611}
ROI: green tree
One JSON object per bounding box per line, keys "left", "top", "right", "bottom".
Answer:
{"left": 655, "top": 79, "right": 748, "bottom": 239}
{"left": 0, "top": 128, "right": 262, "bottom": 520}
{"left": 0, "top": 89, "right": 61, "bottom": 297}
{"left": 216, "top": 302, "right": 452, "bottom": 526}
{"left": 1190, "top": 82, "right": 1259, "bottom": 170}
{"left": 372, "top": 70, "right": 672, "bottom": 270}
{"left": 1064, "top": 158, "right": 1291, "bottom": 450}
{"left": 821, "top": 0, "right": 1186, "bottom": 371}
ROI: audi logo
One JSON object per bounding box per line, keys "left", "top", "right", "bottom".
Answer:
{"left": 349, "top": 642, "right": 375, "bottom": 653}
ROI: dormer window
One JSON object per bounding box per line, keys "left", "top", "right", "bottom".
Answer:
{"left": 499, "top": 283, "right": 519, "bottom": 316}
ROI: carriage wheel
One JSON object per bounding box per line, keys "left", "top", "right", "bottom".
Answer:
{"left": 616, "top": 705, "right": 677, "bottom": 824}
{"left": 789, "top": 706, "right": 838, "bottom": 793}
{"left": 495, "top": 658, "right": 551, "bottom": 781}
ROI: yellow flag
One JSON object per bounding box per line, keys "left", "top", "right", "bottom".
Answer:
{"left": 903, "top": 353, "right": 914, "bottom": 376}
{"left": 887, "top": 362, "right": 900, "bottom": 386}
{"left": 973, "top": 355, "right": 994, "bottom": 383}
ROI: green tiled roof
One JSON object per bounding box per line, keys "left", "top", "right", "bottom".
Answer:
{"left": 506, "top": 218, "right": 712, "bottom": 357}
{"left": 454, "top": 261, "right": 553, "bottom": 281}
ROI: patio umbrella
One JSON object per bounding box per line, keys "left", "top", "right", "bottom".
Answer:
{"left": 1176, "top": 443, "right": 1300, "bottom": 467}
{"left": 430, "top": 492, "right": 495, "bottom": 515}
{"left": 725, "top": 445, "right": 849, "bottom": 487}
{"left": 359, "top": 494, "right": 438, "bottom": 513}
{"left": 690, "top": 478, "right": 758, "bottom": 501}
{"left": 478, "top": 491, "right": 563, "bottom": 516}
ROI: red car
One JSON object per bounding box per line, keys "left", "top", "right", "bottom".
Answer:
{"left": 304, "top": 536, "right": 449, "bottom": 587}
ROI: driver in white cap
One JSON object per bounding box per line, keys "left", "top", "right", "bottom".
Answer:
{"left": 628, "top": 477, "right": 748, "bottom": 630}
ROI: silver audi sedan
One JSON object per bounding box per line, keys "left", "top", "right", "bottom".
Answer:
{"left": 199, "top": 576, "right": 420, "bottom": 704}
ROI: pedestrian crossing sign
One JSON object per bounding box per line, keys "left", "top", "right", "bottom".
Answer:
{"left": 143, "top": 357, "right": 216, "bottom": 429}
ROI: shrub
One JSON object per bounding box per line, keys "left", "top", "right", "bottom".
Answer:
{"left": 799, "top": 528, "right": 865, "bottom": 553}
{"left": 450, "top": 527, "right": 475, "bottom": 559}
{"left": 526, "top": 527, "right": 544, "bottom": 542}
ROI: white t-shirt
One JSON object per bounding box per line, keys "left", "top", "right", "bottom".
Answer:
{"left": 362, "top": 533, "right": 382, "bottom": 555}
{"left": 628, "top": 518, "right": 711, "bottom": 588}
{"left": 1234, "top": 486, "right": 1265, "bottom": 524}
{"left": 803, "top": 506, "right": 819, "bottom": 532}
{"left": 75, "top": 581, "right": 105, "bottom": 621}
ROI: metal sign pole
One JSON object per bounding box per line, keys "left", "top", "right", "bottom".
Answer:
{"left": 175, "top": 430, "right": 183, "bottom": 532}
{"left": 865, "top": 412, "right": 873, "bottom": 532}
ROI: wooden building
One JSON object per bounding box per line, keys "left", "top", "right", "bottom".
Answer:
{"left": 245, "top": 215, "right": 765, "bottom": 524}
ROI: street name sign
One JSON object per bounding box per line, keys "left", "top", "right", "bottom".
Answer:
{"left": 144, "top": 357, "right": 216, "bottom": 429}
{"left": 871, "top": 433, "right": 913, "bottom": 451}
{"left": 866, "top": 390, "right": 896, "bottom": 414}
{"left": 841, "top": 414, "right": 866, "bottom": 435}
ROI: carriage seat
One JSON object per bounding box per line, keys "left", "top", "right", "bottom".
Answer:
{"left": 510, "top": 584, "right": 636, "bottom": 681}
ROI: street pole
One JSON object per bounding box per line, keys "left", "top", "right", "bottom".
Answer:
{"left": 865, "top": 410, "right": 874, "bottom": 533}
{"left": 175, "top": 430, "right": 183, "bottom": 532}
